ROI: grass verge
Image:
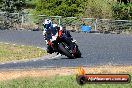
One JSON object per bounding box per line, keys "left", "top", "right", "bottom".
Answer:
{"left": 0, "top": 67, "right": 132, "bottom": 88}
{"left": 0, "top": 43, "right": 47, "bottom": 62}
{"left": 0, "top": 74, "right": 131, "bottom": 88}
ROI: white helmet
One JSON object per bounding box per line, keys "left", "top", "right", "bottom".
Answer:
{"left": 43, "top": 19, "right": 52, "bottom": 29}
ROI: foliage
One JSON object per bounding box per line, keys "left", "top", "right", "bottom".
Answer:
{"left": 0, "top": 0, "right": 2, "bottom": 9}
{"left": 33, "top": 0, "right": 116, "bottom": 19}
{"left": 33, "top": 0, "right": 131, "bottom": 20}
{"left": 24, "top": 0, "right": 36, "bottom": 9}
{"left": 0, "top": 0, "right": 36, "bottom": 12}
{"left": 112, "top": 3, "right": 132, "bottom": 20}
{"left": 34, "top": 0, "right": 84, "bottom": 17}
{"left": 0, "top": 0, "right": 131, "bottom": 20}
{"left": 83, "top": 0, "right": 113, "bottom": 19}
{"left": 1, "top": 0, "right": 26, "bottom": 13}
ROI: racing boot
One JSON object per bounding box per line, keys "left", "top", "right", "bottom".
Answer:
{"left": 47, "top": 45, "right": 54, "bottom": 54}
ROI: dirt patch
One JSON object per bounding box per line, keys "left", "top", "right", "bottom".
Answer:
{"left": 0, "top": 66, "right": 132, "bottom": 81}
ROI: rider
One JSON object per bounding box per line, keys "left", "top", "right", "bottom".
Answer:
{"left": 43, "top": 19, "right": 74, "bottom": 54}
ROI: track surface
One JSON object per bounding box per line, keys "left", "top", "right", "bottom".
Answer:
{"left": 0, "top": 30, "right": 132, "bottom": 69}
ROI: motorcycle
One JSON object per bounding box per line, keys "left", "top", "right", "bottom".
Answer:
{"left": 51, "top": 34, "right": 82, "bottom": 59}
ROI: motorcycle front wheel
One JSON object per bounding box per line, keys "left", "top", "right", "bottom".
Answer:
{"left": 58, "top": 43, "right": 75, "bottom": 59}
{"left": 74, "top": 48, "right": 81, "bottom": 58}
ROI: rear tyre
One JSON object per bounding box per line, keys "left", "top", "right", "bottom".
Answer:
{"left": 58, "top": 43, "right": 75, "bottom": 59}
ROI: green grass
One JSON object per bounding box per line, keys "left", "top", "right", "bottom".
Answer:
{"left": 0, "top": 43, "right": 47, "bottom": 62}
{"left": 0, "top": 74, "right": 131, "bottom": 88}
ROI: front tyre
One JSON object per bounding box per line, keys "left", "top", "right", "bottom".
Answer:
{"left": 73, "top": 48, "right": 81, "bottom": 58}
{"left": 73, "top": 43, "right": 81, "bottom": 58}
{"left": 58, "top": 43, "right": 75, "bottom": 59}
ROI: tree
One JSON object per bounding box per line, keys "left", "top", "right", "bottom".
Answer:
{"left": 112, "top": 3, "right": 132, "bottom": 20}
{"left": 117, "top": 0, "right": 131, "bottom": 4}
{"left": 83, "top": 0, "right": 113, "bottom": 18}
{"left": 1, "top": 0, "right": 26, "bottom": 13}
{"left": 34, "top": 0, "right": 84, "bottom": 17}
{"left": 0, "top": 0, "right": 27, "bottom": 30}
{"left": 0, "top": 0, "right": 2, "bottom": 10}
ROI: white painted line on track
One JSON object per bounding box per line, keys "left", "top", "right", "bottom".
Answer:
{"left": 0, "top": 53, "right": 61, "bottom": 65}
{"left": 13, "top": 62, "right": 16, "bottom": 63}
{"left": 33, "top": 59, "right": 37, "bottom": 61}
{"left": 13, "top": 44, "right": 16, "bottom": 45}
{"left": 51, "top": 54, "right": 61, "bottom": 59}
{"left": 40, "top": 54, "right": 61, "bottom": 60}
{"left": 1, "top": 63, "right": 5, "bottom": 65}
{"left": 37, "top": 46, "right": 46, "bottom": 50}
{"left": 5, "top": 43, "right": 9, "bottom": 45}
{"left": 22, "top": 60, "right": 28, "bottom": 63}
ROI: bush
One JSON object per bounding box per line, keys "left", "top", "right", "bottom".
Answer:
{"left": 112, "top": 3, "right": 132, "bottom": 20}
{"left": 83, "top": 0, "right": 113, "bottom": 19}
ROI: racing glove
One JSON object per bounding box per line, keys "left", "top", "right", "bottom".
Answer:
{"left": 58, "top": 30, "right": 63, "bottom": 37}
{"left": 47, "top": 41, "right": 53, "bottom": 45}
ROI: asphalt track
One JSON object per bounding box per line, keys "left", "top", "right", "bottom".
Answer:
{"left": 0, "top": 30, "right": 132, "bottom": 69}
